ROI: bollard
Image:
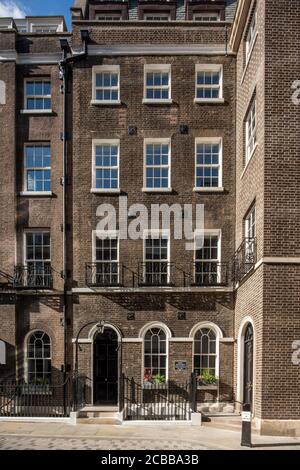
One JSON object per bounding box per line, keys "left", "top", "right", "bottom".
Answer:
{"left": 241, "top": 403, "right": 252, "bottom": 447}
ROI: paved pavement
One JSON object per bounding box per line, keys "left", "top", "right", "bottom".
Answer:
{"left": 0, "top": 421, "right": 300, "bottom": 450}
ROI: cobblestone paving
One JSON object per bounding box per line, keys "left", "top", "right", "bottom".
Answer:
{"left": 0, "top": 435, "right": 208, "bottom": 450}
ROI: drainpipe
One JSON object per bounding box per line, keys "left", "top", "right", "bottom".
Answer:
{"left": 58, "top": 31, "right": 89, "bottom": 382}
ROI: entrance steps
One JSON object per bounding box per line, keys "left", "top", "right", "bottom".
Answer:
{"left": 77, "top": 406, "right": 121, "bottom": 425}
{"left": 202, "top": 413, "right": 259, "bottom": 434}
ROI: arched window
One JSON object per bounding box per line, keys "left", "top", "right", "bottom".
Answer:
{"left": 27, "top": 331, "right": 51, "bottom": 384}
{"left": 144, "top": 327, "right": 167, "bottom": 381}
{"left": 194, "top": 327, "right": 217, "bottom": 377}
{"left": 0, "top": 340, "right": 6, "bottom": 365}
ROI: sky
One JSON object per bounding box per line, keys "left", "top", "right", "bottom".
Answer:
{"left": 0, "top": 0, "right": 74, "bottom": 29}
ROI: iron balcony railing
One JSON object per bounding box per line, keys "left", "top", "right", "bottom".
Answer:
{"left": 232, "top": 238, "right": 257, "bottom": 282}
{"left": 86, "top": 262, "right": 122, "bottom": 287}
{"left": 190, "top": 262, "right": 228, "bottom": 287}
{"left": 14, "top": 264, "right": 53, "bottom": 289}
{"left": 138, "top": 262, "right": 174, "bottom": 287}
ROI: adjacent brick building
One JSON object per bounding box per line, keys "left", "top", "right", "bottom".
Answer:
{"left": 0, "top": 0, "right": 299, "bottom": 436}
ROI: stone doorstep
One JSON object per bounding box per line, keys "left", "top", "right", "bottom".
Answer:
{"left": 202, "top": 414, "right": 259, "bottom": 434}
{"left": 77, "top": 405, "right": 122, "bottom": 424}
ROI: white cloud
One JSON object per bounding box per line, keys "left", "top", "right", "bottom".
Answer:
{"left": 0, "top": 1, "right": 27, "bottom": 18}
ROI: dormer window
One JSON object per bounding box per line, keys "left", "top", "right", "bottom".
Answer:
{"left": 138, "top": 2, "right": 176, "bottom": 21}
{"left": 144, "top": 13, "right": 171, "bottom": 22}
{"left": 193, "top": 12, "right": 220, "bottom": 22}
{"left": 91, "top": 3, "right": 129, "bottom": 21}
{"left": 96, "top": 13, "right": 122, "bottom": 21}
{"left": 186, "top": 1, "right": 225, "bottom": 21}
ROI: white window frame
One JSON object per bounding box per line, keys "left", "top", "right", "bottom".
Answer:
{"left": 245, "top": 9, "right": 257, "bottom": 65}
{"left": 92, "top": 230, "right": 120, "bottom": 284}
{"left": 143, "top": 64, "right": 172, "bottom": 104}
{"left": 143, "top": 229, "right": 171, "bottom": 285}
{"left": 95, "top": 14, "right": 122, "bottom": 21}
{"left": 195, "top": 64, "right": 224, "bottom": 104}
{"left": 31, "top": 24, "right": 59, "bottom": 33}
{"left": 24, "top": 330, "right": 52, "bottom": 384}
{"left": 23, "top": 78, "right": 52, "bottom": 113}
{"left": 245, "top": 205, "right": 256, "bottom": 240}
{"left": 144, "top": 13, "right": 171, "bottom": 22}
{"left": 140, "top": 322, "right": 171, "bottom": 383}
{"left": 23, "top": 230, "right": 51, "bottom": 268}
{"left": 194, "top": 137, "right": 223, "bottom": 192}
{"left": 193, "top": 12, "right": 221, "bottom": 22}
{"left": 245, "top": 98, "right": 257, "bottom": 163}
{"left": 91, "top": 139, "right": 120, "bottom": 193}
{"left": 143, "top": 138, "right": 171, "bottom": 192}
{"left": 194, "top": 229, "right": 221, "bottom": 285}
{"left": 191, "top": 322, "right": 222, "bottom": 379}
{"left": 91, "top": 65, "right": 120, "bottom": 105}
{"left": 22, "top": 143, "right": 52, "bottom": 196}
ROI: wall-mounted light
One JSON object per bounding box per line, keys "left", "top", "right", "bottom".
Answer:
{"left": 178, "top": 311, "right": 186, "bottom": 320}
{"left": 127, "top": 312, "right": 135, "bottom": 321}
{"left": 180, "top": 125, "right": 189, "bottom": 135}
{"left": 128, "top": 126, "right": 137, "bottom": 135}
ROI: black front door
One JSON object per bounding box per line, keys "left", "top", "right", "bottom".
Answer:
{"left": 243, "top": 323, "right": 254, "bottom": 407}
{"left": 93, "top": 328, "right": 118, "bottom": 404}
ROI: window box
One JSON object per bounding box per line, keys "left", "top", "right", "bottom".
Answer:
{"left": 197, "top": 384, "right": 218, "bottom": 391}
{"left": 21, "top": 384, "right": 52, "bottom": 395}
{"left": 143, "top": 381, "right": 166, "bottom": 390}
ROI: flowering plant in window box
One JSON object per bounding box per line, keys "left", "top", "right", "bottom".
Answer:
{"left": 22, "top": 378, "right": 51, "bottom": 395}
{"left": 143, "top": 370, "right": 166, "bottom": 388}
{"left": 197, "top": 370, "right": 218, "bottom": 389}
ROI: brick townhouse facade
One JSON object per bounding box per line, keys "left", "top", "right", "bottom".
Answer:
{"left": 0, "top": 0, "right": 299, "bottom": 436}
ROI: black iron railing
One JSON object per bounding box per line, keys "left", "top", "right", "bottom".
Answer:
{"left": 190, "top": 262, "right": 228, "bottom": 287}
{"left": 86, "top": 262, "right": 122, "bottom": 287}
{"left": 0, "top": 376, "right": 71, "bottom": 417}
{"left": 14, "top": 264, "right": 53, "bottom": 289}
{"left": 232, "top": 238, "right": 257, "bottom": 282}
{"left": 0, "top": 270, "right": 14, "bottom": 289}
{"left": 122, "top": 375, "right": 197, "bottom": 421}
{"left": 138, "top": 262, "right": 174, "bottom": 287}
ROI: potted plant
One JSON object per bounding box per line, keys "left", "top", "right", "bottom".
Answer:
{"left": 197, "top": 369, "right": 218, "bottom": 389}
{"left": 152, "top": 374, "right": 166, "bottom": 388}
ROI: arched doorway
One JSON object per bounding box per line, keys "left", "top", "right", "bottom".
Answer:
{"left": 93, "top": 328, "right": 119, "bottom": 404}
{"left": 243, "top": 323, "right": 254, "bottom": 407}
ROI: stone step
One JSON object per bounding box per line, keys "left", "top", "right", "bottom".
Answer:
{"left": 78, "top": 411, "right": 118, "bottom": 419}
{"left": 203, "top": 415, "right": 259, "bottom": 434}
{"left": 77, "top": 417, "right": 121, "bottom": 425}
